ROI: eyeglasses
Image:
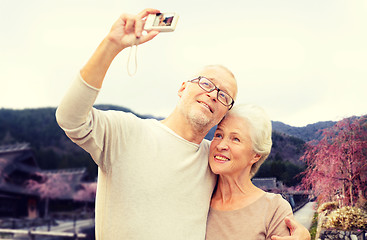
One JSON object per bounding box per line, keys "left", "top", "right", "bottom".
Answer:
{"left": 188, "top": 76, "right": 234, "bottom": 109}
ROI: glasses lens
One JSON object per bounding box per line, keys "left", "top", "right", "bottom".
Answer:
{"left": 198, "top": 77, "right": 215, "bottom": 92}
{"left": 218, "top": 91, "right": 232, "bottom": 106}
{"left": 194, "top": 77, "right": 233, "bottom": 107}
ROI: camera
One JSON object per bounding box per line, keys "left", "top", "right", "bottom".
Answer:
{"left": 144, "top": 13, "right": 179, "bottom": 32}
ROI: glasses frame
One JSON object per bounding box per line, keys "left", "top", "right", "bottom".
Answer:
{"left": 188, "top": 76, "right": 234, "bottom": 110}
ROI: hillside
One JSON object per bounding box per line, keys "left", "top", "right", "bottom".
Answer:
{"left": 0, "top": 105, "right": 331, "bottom": 185}
{"left": 272, "top": 121, "right": 336, "bottom": 142}
{"left": 0, "top": 105, "right": 160, "bottom": 180}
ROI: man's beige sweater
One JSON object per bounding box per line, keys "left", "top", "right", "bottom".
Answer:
{"left": 56, "top": 74, "right": 216, "bottom": 239}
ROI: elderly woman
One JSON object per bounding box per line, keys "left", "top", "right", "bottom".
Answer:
{"left": 206, "top": 104, "right": 293, "bottom": 239}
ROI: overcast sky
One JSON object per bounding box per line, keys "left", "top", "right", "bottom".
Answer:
{"left": 1, "top": 0, "right": 366, "bottom": 127}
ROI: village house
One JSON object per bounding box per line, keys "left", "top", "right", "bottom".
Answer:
{"left": 0, "top": 143, "right": 95, "bottom": 219}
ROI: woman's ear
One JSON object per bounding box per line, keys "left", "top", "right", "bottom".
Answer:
{"left": 251, "top": 153, "right": 261, "bottom": 164}
{"left": 178, "top": 82, "right": 187, "bottom": 98}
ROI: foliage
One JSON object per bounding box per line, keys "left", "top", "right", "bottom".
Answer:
{"left": 25, "top": 172, "right": 72, "bottom": 199}
{"left": 254, "top": 130, "right": 307, "bottom": 186}
{"left": 300, "top": 116, "right": 367, "bottom": 206}
{"left": 359, "top": 200, "right": 367, "bottom": 212}
{"left": 272, "top": 120, "right": 336, "bottom": 142}
{"left": 309, "top": 212, "right": 319, "bottom": 240}
{"left": 0, "top": 108, "right": 98, "bottom": 178}
{"left": 318, "top": 201, "right": 339, "bottom": 213}
{"left": 25, "top": 172, "right": 77, "bottom": 217}
{"left": 270, "top": 131, "right": 306, "bottom": 164}
{"left": 255, "top": 159, "right": 306, "bottom": 186}
{"left": 73, "top": 182, "right": 97, "bottom": 202}
{"left": 323, "top": 206, "right": 367, "bottom": 230}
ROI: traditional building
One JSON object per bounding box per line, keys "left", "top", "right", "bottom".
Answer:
{"left": 252, "top": 177, "right": 285, "bottom": 192}
{"left": 0, "top": 143, "right": 40, "bottom": 217}
{"left": 0, "top": 143, "right": 95, "bottom": 218}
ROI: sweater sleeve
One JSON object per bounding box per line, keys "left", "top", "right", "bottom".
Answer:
{"left": 266, "top": 194, "right": 293, "bottom": 239}
{"left": 55, "top": 73, "right": 109, "bottom": 171}
{"left": 56, "top": 72, "right": 100, "bottom": 130}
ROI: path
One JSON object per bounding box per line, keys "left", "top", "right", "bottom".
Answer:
{"left": 294, "top": 201, "right": 316, "bottom": 230}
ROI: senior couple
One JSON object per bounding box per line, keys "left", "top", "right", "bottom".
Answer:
{"left": 56, "top": 8, "right": 310, "bottom": 240}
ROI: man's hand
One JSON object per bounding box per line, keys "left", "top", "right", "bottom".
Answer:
{"left": 107, "top": 8, "right": 161, "bottom": 51}
{"left": 271, "top": 217, "right": 311, "bottom": 240}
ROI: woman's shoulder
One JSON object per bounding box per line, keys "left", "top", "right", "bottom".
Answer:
{"left": 263, "top": 192, "right": 292, "bottom": 210}
{"left": 263, "top": 192, "right": 285, "bottom": 200}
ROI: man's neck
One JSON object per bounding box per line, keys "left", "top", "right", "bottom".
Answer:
{"left": 161, "top": 112, "right": 211, "bottom": 144}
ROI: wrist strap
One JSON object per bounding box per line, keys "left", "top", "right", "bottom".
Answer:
{"left": 127, "top": 38, "right": 139, "bottom": 77}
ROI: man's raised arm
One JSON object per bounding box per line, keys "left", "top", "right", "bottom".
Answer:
{"left": 81, "top": 8, "right": 160, "bottom": 89}
{"left": 56, "top": 9, "right": 160, "bottom": 128}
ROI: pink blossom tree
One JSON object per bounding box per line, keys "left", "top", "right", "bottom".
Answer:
{"left": 73, "top": 182, "right": 97, "bottom": 202}
{"left": 73, "top": 182, "right": 97, "bottom": 213}
{"left": 300, "top": 116, "right": 367, "bottom": 206}
{"left": 26, "top": 172, "right": 72, "bottom": 217}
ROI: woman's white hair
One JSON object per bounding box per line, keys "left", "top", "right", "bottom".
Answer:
{"left": 225, "top": 103, "right": 272, "bottom": 178}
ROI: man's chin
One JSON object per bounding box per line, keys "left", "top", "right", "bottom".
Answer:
{"left": 189, "top": 112, "right": 212, "bottom": 129}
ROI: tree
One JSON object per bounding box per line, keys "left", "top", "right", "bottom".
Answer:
{"left": 73, "top": 182, "right": 97, "bottom": 202}
{"left": 73, "top": 182, "right": 97, "bottom": 213}
{"left": 300, "top": 116, "right": 367, "bottom": 206}
{"left": 255, "top": 160, "right": 305, "bottom": 187}
{"left": 26, "top": 172, "right": 72, "bottom": 217}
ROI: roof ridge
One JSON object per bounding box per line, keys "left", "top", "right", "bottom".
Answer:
{"left": 0, "top": 143, "right": 30, "bottom": 153}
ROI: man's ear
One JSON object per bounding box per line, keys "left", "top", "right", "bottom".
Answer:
{"left": 178, "top": 82, "right": 187, "bottom": 98}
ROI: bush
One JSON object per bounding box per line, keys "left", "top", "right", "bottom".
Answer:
{"left": 323, "top": 206, "right": 367, "bottom": 230}
{"left": 318, "top": 201, "right": 339, "bottom": 213}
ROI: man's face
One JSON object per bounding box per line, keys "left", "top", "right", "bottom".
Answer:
{"left": 178, "top": 66, "right": 238, "bottom": 130}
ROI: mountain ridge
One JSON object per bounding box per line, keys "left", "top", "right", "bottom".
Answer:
{"left": 272, "top": 120, "right": 336, "bottom": 142}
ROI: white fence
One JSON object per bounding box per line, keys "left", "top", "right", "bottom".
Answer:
{"left": 0, "top": 228, "right": 86, "bottom": 239}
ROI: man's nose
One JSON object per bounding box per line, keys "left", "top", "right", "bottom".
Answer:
{"left": 206, "top": 90, "right": 217, "bottom": 102}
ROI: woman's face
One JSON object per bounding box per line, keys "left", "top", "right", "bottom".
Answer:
{"left": 209, "top": 114, "right": 260, "bottom": 177}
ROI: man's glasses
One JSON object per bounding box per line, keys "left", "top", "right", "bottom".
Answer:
{"left": 188, "top": 76, "right": 234, "bottom": 109}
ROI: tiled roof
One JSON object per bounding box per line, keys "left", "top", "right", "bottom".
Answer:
{"left": 252, "top": 177, "right": 277, "bottom": 190}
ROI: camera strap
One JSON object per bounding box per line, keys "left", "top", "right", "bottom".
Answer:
{"left": 127, "top": 38, "right": 139, "bottom": 77}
